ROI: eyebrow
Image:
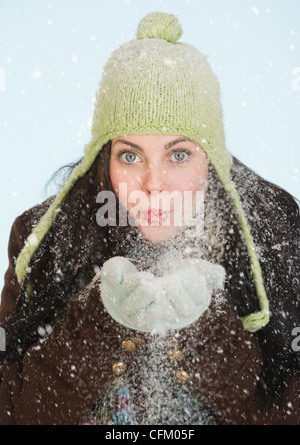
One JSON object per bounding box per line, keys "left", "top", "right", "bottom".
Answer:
{"left": 112, "top": 137, "right": 190, "bottom": 152}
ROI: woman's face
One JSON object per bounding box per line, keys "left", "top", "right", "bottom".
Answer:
{"left": 109, "top": 134, "right": 208, "bottom": 242}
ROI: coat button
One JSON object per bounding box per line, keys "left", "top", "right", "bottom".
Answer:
{"left": 121, "top": 339, "right": 137, "bottom": 351}
{"left": 174, "top": 370, "right": 189, "bottom": 383}
{"left": 112, "top": 361, "right": 127, "bottom": 376}
{"left": 169, "top": 349, "right": 183, "bottom": 361}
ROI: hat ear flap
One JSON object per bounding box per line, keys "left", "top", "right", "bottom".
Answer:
{"left": 223, "top": 179, "right": 270, "bottom": 332}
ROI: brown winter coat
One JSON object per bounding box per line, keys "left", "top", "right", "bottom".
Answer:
{"left": 0, "top": 201, "right": 299, "bottom": 425}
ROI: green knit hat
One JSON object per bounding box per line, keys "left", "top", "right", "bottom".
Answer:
{"left": 15, "top": 12, "right": 269, "bottom": 332}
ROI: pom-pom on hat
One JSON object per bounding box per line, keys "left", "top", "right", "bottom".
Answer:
{"left": 15, "top": 12, "right": 269, "bottom": 332}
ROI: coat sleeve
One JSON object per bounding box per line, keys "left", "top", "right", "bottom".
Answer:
{"left": 0, "top": 211, "right": 138, "bottom": 425}
{"left": 0, "top": 198, "right": 55, "bottom": 323}
{"left": 0, "top": 280, "right": 138, "bottom": 425}
{"left": 179, "top": 294, "right": 300, "bottom": 425}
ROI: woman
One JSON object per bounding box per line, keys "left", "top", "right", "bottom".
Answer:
{"left": 0, "top": 12, "right": 299, "bottom": 425}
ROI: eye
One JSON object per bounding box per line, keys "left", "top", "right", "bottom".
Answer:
{"left": 170, "top": 149, "right": 191, "bottom": 163}
{"left": 118, "top": 150, "right": 141, "bottom": 164}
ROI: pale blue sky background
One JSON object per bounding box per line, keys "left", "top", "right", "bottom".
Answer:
{"left": 0, "top": 0, "right": 299, "bottom": 292}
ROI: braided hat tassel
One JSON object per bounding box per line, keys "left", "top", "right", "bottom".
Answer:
{"left": 223, "top": 179, "right": 270, "bottom": 332}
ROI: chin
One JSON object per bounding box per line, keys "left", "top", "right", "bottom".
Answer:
{"left": 137, "top": 224, "right": 183, "bottom": 243}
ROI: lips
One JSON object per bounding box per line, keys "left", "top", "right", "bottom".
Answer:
{"left": 140, "top": 209, "right": 171, "bottom": 223}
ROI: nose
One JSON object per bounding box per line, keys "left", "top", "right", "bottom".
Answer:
{"left": 141, "top": 165, "right": 167, "bottom": 195}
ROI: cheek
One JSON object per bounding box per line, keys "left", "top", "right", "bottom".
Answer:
{"left": 175, "top": 162, "right": 208, "bottom": 194}
{"left": 109, "top": 161, "right": 140, "bottom": 205}
{"left": 110, "top": 162, "right": 127, "bottom": 195}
